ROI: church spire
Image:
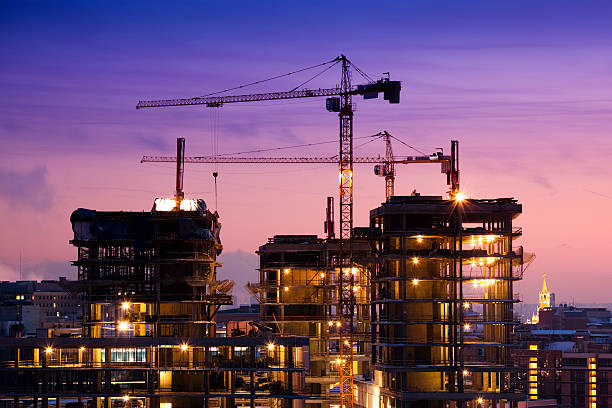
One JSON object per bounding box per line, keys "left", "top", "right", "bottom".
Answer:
{"left": 541, "top": 273, "right": 548, "bottom": 294}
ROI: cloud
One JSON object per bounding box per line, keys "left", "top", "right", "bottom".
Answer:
{"left": 0, "top": 166, "right": 55, "bottom": 211}
{"left": 530, "top": 175, "right": 555, "bottom": 193}
{"left": 216, "top": 250, "right": 259, "bottom": 306}
{"left": 23, "top": 259, "right": 74, "bottom": 282}
{"left": 0, "top": 259, "right": 74, "bottom": 282}
{"left": 0, "top": 262, "right": 18, "bottom": 281}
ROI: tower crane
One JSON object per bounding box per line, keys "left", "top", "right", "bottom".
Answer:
{"left": 137, "top": 55, "right": 401, "bottom": 408}
{"left": 373, "top": 131, "right": 395, "bottom": 200}
{"left": 141, "top": 135, "right": 460, "bottom": 202}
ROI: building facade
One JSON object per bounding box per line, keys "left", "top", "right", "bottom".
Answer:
{"left": 361, "top": 195, "right": 525, "bottom": 408}
{"left": 256, "top": 235, "right": 371, "bottom": 408}
{"left": 0, "top": 200, "right": 308, "bottom": 408}
{"left": 0, "top": 279, "right": 81, "bottom": 337}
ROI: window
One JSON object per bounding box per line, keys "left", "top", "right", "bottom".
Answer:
{"left": 101, "top": 348, "right": 146, "bottom": 363}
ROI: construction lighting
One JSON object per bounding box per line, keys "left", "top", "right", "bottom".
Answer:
{"left": 412, "top": 257, "right": 419, "bottom": 264}
{"left": 339, "top": 170, "right": 353, "bottom": 183}
{"left": 267, "top": 343, "right": 275, "bottom": 351}
{"left": 121, "top": 301, "right": 131, "bottom": 310}
{"left": 336, "top": 321, "right": 341, "bottom": 328}
{"left": 454, "top": 192, "right": 466, "bottom": 203}
{"left": 45, "top": 347, "right": 53, "bottom": 354}
{"left": 328, "top": 321, "right": 334, "bottom": 326}
{"left": 320, "top": 273, "right": 325, "bottom": 278}
{"left": 154, "top": 198, "right": 176, "bottom": 211}
{"left": 463, "top": 302, "right": 471, "bottom": 309}
{"left": 180, "top": 344, "right": 189, "bottom": 352}
{"left": 344, "top": 340, "right": 350, "bottom": 346}
{"left": 283, "top": 268, "right": 290, "bottom": 275}
{"left": 353, "top": 285, "right": 360, "bottom": 292}
{"left": 123, "top": 396, "right": 130, "bottom": 402}
{"left": 118, "top": 321, "right": 130, "bottom": 331}
{"left": 472, "top": 279, "right": 497, "bottom": 288}
{"left": 463, "top": 370, "right": 470, "bottom": 376}
{"left": 464, "top": 323, "right": 471, "bottom": 331}
{"left": 154, "top": 198, "right": 199, "bottom": 211}
{"left": 477, "top": 398, "right": 484, "bottom": 405}
{"left": 351, "top": 267, "right": 359, "bottom": 275}
{"left": 283, "top": 286, "right": 289, "bottom": 292}
{"left": 79, "top": 346, "right": 86, "bottom": 352}
{"left": 416, "top": 235, "right": 423, "bottom": 243}
{"left": 412, "top": 279, "right": 419, "bottom": 286}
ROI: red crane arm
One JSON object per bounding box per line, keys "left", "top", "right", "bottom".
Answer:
{"left": 140, "top": 155, "right": 450, "bottom": 164}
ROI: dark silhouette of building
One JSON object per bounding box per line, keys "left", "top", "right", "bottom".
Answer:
{"left": 0, "top": 200, "right": 309, "bottom": 408}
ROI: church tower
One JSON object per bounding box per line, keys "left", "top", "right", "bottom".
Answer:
{"left": 529, "top": 273, "right": 554, "bottom": 324}
{"left": 538, "top": 273, "right": 551, "bottom": 310}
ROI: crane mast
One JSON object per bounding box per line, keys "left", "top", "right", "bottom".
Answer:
{"left": 337, "top": 55, "right": 355, "bottom": 408}
{"left": 175, "top": 137, "right": 185, "bottom": 209}
{"left": 383, "top": 131, "right": 395, "bottom": 200}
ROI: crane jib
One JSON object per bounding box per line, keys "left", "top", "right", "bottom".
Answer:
{"left": 140, "top": 156, "right": 451, "bottom": 164}
{"left": 135, "top": 81, "right": 400, "bottom": 109}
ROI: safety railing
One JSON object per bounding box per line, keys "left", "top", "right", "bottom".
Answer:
{"left": 2, "top": 358, "right": 306, "bottom": 370}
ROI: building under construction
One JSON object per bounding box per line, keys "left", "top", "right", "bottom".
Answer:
{"left": 355, "top": 194, "right": 526, "bottom": 408}
{"left": 253, "top": 193, "right": 527, "bottom": 408}
{"left": 0, "top": 197, "right": 309, "bottom": 408}
{"left": 254, "top": 233, "right": 371, "bottom": 408}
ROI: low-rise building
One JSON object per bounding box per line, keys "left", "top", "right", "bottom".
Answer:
{"left": 0, "top": 279, "right": 81, "bottom": 336}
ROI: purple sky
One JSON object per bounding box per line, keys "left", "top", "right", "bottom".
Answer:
{"left": 1, "top": 1, "right": 612, "bottom": 304}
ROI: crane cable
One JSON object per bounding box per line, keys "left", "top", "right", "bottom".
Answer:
{"left": 348, "top": 60, "right": 375, "bottom": 83}
{"left": 387, "top": 134, "right": 427, "bottom": 156}
{"left": 197, "top": 58, "right": 339, "bottom": 98}
{"left": 210, "top": 134, "right": 380, "bottom": 157}
{"left": 290, "top": 60, "right": 340, "bottom": 92}
{"left": 210, "top": 107, "right": 220, "bottom": 211}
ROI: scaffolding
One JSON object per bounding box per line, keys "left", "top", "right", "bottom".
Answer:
{"left": 255, "top": 235, "right": 371, "bottom": 408}
{"left": 365, "top": 195, "right": 526, "bottom": 408}
{"left": 69, "top": 206, "right": 228, "bottom": 339}
{"left": 0, "top": 202, "right": 309, "bottom": 408}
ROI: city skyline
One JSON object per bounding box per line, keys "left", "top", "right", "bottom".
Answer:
{"left": 2, "top": 0, "right": 612, "bottom": 304}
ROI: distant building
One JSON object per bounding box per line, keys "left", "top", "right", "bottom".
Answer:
{"left": 529, "top": 274, "right": 555, "bottom": 325}
{"left": 537, "top": 305, "right": 611, "bottom": 331}
{"left": 215, "top": 303, "right": 260, "bottom": 337}
{"left": 0, "top": 278, "right": 81, "bottom": 336}
{"left": 514, "top": 304, "right": 612, "bottom": 407}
